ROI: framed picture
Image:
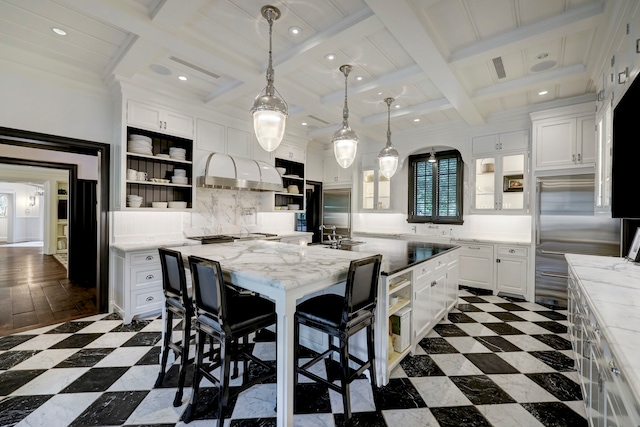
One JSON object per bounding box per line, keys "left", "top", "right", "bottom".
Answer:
{"left": 628, "top": 227, "right": 640, "bottom": 262}
{"left": 503, "top": 175, "right": 524, "bottom": 192}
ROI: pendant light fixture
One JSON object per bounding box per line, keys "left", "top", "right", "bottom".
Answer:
{"left": 251, "top": 5, "right": 288, "bottom": 152}
{"left": 378, "top": 97, "right": 400, "bottom": 179}
{"left": 428, "top": 147, "right": 437, "bottom": 163}
{"left": 332, "top": 65, "right": 358, "bottom": 168}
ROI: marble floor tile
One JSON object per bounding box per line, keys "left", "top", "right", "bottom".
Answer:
{"left": 121, "top": 332, "right": 161, "bottom": 347}
{"left": 530, "top": 334, "right": 572, "bottom": 351}
{"left": 513, "top": 311, "right": 555, "bottom": 322}
{"left": 460, "top": 296, "right": 490, "bottom": 304}
{"left": 464, "top": 353, "right": 519, "bottom": 374}
{"left": 69, "top": 390, "right": 149, "bottom": 426}
{"left": 328, "top": 379, "right": 376, "bottom": 413}
{"left": 473, "top": 335, "right": 522, "bottom": 352}
{"left": 475, "top": 403, "right": 545, "bottom": 427}
{"left": 0, "top": 394, "right": 53, "bottom": 427}
{"left": 61, "top": 366, "right": 130, "bottom": 393}
{"left": 429, "top": 353, "right": 484, "bottom": 376}
{"left": 455, "top": 303, "right": 484, "bottom": 312}
{"left": 429, "top": 405, "right": 492, "bottom": 427}
{"left": 75, "top": 320, "right": 123, "bottom": 334}
{"left": 14, "top": 394, "right": 99, "bottom": 427}
{"left": 293, "top": 413, "right": 336, "bottom": 427}
{"left": 0, "top": 369, "right": 46, "bottom": 396}
{"left": 494, "top": 303, "right": 528, "bottom": 311}
{"left": 294, "top": 382, "right": 332, "bottom": 414}
{"left": 11, "top": 367, "right": 88, "bottom": 396}
{"left": 107, "top": 364, "right": 161, "bottom": 392}
{"left": 399, "top": 354, "right": 446, "bottom": 377}
{"left": 50, "top": 333, "right": 103, "bottom": 349}
{"left": 94, "top": 346, "right": 152, "bottom": 367}
{"left": 376, "top": 378, "right": 427, "bottom": 411}
{"left": 449, "top": 375, "right": 516, "bottom": 405}
{"left": 495, "top": 352, "right": 557, "bottom": 374}
{"left": 232, "top": 384, "right": 278, "bottom": 419}
{"left": 529, "top": 350, "right": 576, "bottom": 372}
{"left": 532, "top": 321, "right": 567, "bottom": 334}
{"left": 501, "top": 335, "right": 555, "bottom": 352}
{"left": 445, "top": 336, "right": 495, "bottom": 353}
{"left": 83, "top": 332, "right": 138, "bottom": 349}
{"left": 333, "top": 410, "right": 387, "bottom": 426}
{"left": 11, "top": 348, "right": 78, "bottom": 370}
{"left": 381, "top": 408, "right": 439, "bottom": 427}
{"left": 490, "top": 312, "right": 526, "bottom": 322}
{"left": 487, "top": 374, "right": 558, "bottom": 403}
{"left": 473, "top": 303, "right": 508, "bottom": 312}
{"left": 410, "top": 376, "right": 473, "bottom": 407}
{"left": 0, "top": 335, "right": 38, "bottom": 350}
{"left": 46, "top": 322, "right": 95, "bottom": 334}
{"left": 534, "top": 310, "right": 567, "bottom": 321}
{"left": 0, "top": 350, "right": 40, "bottom": 370}
{"left": 11, "top": 334, "right": 71, "bottom": 350}
{"left": 455, "top": 322, "right": 499, "bottom": 337}
{"left": 525, "top": 372, "right": 583, "bottom": 401}
{"left": 486, "top": 322, "right": 535, "bottom": 335}
{"left": 432, "top": 323, "right": 468, "bottom": 337}
{"left": 124, "top": 388, "right": 187, "bottom": 425}
{"left": 521, "top": 402, "right": 588, "bottom": 427}
{"left": 54, "top": 348, "right": 114, "bottom": 368}
{"left": 447, "top": 312, "right": 477, "bottom": 323}
{"left": 464, "top": 311, "right": 503, "bottom": 323}
{"left": 417, "top": 337, "right": 458, "bottom": 354}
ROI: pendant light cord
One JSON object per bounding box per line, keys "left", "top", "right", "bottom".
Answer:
{"left": 386, "top": 98, "right": 392, "bottom": 148}
{"left": 265, "top": 9, "right": 275, "bottom": 96}
{"left": 341, "top": 66, "right": 351, "bottom": 126}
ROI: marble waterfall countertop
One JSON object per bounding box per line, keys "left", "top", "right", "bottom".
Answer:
{"left": 110, "top": 238, "right": 201, "bottom": 255}
{"left": 167, "top": 240, "right": 379, "bottom": 292}
{"left": 565, "top": 254, "right": 640, "bottom": 407}
{"left": 327, "top": 236, "right": 459, "bottom": 275}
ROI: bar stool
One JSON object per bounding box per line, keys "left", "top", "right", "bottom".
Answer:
{"left": 294, "top": 254, "right": 382, "bottom": 425}
{"left": 155, "top": 247, "right": 194, "bottom": 407}
{"left": 183, "top": 255, "right": 277, "bottom": 426}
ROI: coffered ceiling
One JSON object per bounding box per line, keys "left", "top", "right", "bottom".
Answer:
{"left": 0, "top": 0, "right": 613, "bottom": 146}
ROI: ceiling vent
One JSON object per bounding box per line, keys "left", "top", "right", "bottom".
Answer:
{"left": 169, "top": 56, "right": 220, "bottom": 79}
{"left": 307, "top": 115, "right": 330, "bottom": 125}
{"left": 492, "top": 57, "right": 506, "bottom": 79}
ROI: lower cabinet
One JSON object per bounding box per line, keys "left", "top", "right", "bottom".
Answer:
{"left": 495, "top": 245, "right": 528, "bottom": 297}
{"left": 111, "top": 248, "right": 164, "bottom": 324}
{"left": 378, "top": 248, "right": 459, "bottom": 384}
{"left": 568, "top": 267, "right": 640, "bottom": 427}
{"left": 455, "top": 242, "right": 494, "bottom": 291}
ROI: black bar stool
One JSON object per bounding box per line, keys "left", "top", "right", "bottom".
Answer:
{"left": 183, "top": 255, "right": 277, "bottom": 426}
{"left": 294, "top": 254, "right": 383, "bottom": 425}
{"left": 155, "top": 247, "right": 194, "bottom": 407}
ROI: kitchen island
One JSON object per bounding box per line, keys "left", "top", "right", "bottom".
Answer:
{"left": 169, "top": 237, "right": 459, "bottom": 427}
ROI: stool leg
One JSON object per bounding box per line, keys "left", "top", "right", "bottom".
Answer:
{"left": 293, "top": 317, "right": 300, "bottom": 412}
{"left": 217, "top": 337, "right": 232, "bottom": 427}
{"left": 155, "top": 307, "right": 173, "bottom": 387}
{"left": 340, "top": 336, "right": 352, "bottom": 424}
{"left": 173, "top": 312, "right": 190, "bottom": 407}
{"left": 367, "top": 323, "right": 378, "bottom": 404}
{"left": 183, "top": 327, "right": 204, "bottom": 423}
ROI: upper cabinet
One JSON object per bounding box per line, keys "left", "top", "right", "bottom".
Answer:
{"left": 595, "top": 100, "right": 614, "bottom": 215}
{"left": 127, "top": 100, "right": 194, "bottom": 139}
{"left": 472, "top": 130, "right": 529, "bottom": 213}
{"left": 195, "top": 118, "right": 273, "bottom": 164}
{"left": 531, "top": 103, "right": 595, "bottom": 171}
{"left": 324, "top": 156, "right": 353, "bottom": 186}
{"left": 275, "top": 142, "right": 305, "bottom": 164}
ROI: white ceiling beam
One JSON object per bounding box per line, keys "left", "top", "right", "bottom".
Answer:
{"left": 365, "top": 0, "right": 485, "bottom": 126}
{"left": 322, "top": 64, "right": 424, "bottom": 104}
{"left": 449, "top": 1, "right": 604, "bottom": 68}
{"left": 362, "top": 98, "right": 451, "bottom": 124}
{"left": 150, "top": 0, "right": 207, "bottom": 30}
{"left": 205, "top": 10, "right": 384, "bottom": 106}
{"left": 473, "top": 64, "right": 587, "bottom": 100}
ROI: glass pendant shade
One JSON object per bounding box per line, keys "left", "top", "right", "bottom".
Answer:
{"left": 377, "top": 97, "right": 399, "bottom": 179}
{"left": 332, "top": 65, "right": 358, "bottom": 168}
{"left": 251, "top": 5, "right": 287, "bottom": 152}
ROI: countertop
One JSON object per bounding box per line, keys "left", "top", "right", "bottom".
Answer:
{"left": 355, "top": 232, "right": 530, "bottom": 246}
{"left": 317, "top": 236, "right": 459, "bottom": 276}
{"left": 110, "top": 238, "right": 201, "bottom": 255}
{"left": 565, "top": 254, "right": 640, "bottom": 409}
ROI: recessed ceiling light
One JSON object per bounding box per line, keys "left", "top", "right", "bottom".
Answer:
{"left": 355, "top": 76, "right": 363, "bottom": 81}
{"left": 289, "top": 26, "right": 301, "bottom": 36}
{"left": 538, "top": 90, "right": 548, "bottom": 96}
{"left": 377, "top": 92, "right": 382, "bottom": 95}
{"left": 325, "top": 53, "right": 336, "bottom": 61}
{"left": 301, "top": 122, "right": 308, "bottom": 126}
{"left": 149, "top": 64, "right": 172, "bottom": 75}
{"left": 537, "top": 53, "right": 549, "bottom": 60}
{"left": 178, "top": 75, "right": 187, "bottom": 81}
{"left": 413, "top": 118, "right": 420, "bottom": 122}
{"left": 394, "top": 104, "right": 400, "bottom": 108}
{"left": 52, "top": 27, "right": 67, "bottom": 36}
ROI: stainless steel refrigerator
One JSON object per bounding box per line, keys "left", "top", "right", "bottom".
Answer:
{"left": 535, "top": 174, "right": 620, "bottom": 308}
{"left": 322, "top": 188, "right": 351, "bottom": 238}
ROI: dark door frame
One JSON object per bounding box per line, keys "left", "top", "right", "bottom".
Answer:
{"left": 0, "top": 126, "right": 110, "bottom": 313}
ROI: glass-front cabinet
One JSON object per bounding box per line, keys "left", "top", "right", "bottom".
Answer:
{"left": 595, "top": 100, "right": 613, "bottom": 215}
{"left": 362, "top": 168, "right": 390, "bottom": 210}
{"left": 473, "top": 153, "right": 527, "bottom": 213}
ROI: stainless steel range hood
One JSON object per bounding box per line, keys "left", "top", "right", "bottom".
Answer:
{"left": 198, "top": 152, "right": 283, "bottom": 191}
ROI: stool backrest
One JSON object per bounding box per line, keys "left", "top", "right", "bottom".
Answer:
{"left": 188, "top": 255, "right": 228, "bottom": 326}
{"left": 158, "top": 247, "right": 190, "bottom": 305}
{"left": 343, "top": 254, "right": 382, "bottom": 325}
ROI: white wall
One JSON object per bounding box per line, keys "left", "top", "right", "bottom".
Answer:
{"left": 0, "top": 183, "right": 43, "bottom": 243}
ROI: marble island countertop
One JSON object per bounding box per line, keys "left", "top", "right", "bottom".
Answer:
{"left": 167, "top": 240, "right": 378, "bottom": 292}
{"left": 566, "top": 254, "right": 640, "bottom": 409}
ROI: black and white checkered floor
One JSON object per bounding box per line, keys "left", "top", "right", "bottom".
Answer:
{"left": 0, "top": 289, "right": 586, "bottom": 427}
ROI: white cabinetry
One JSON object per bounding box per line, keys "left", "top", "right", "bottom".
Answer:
{"left": 495, "top": 245, "right": 528, "bottom": 298}
{"left": 595, "top": 100, "right": 613, "bottom": 215}
{"left": 275, "top": 142, "right": 305, "bottom": 163}
{"left": 454, "top": 242, "right": 494, "bottom": 291}
{"left": 127, "top": 100, "right": 194, "bottom": 139}
{"left": 111, "top": 248, "right": 164, "bottom": 324}
{"left": 324, "top": 156, "right": 353, "bottom": 186}
{"left": 472, "top": 130, "right": 529, "bottom": 213}
{"left": 531, "top": 103, "right": 595, "bottom": 171}
{"left": 226, "top": 127, "right": 252, "bottom": 158}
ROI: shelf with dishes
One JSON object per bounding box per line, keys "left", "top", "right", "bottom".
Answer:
{"left": 124, "top": 127, "right": 193, "bottom": 210}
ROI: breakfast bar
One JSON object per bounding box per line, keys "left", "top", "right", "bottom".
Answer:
{"left": 170, "top": 240, "right": 380, "bottom": 427}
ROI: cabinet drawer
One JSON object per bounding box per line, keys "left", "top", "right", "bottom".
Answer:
{"left": 414, "top": 262, "right": 434, "bottom": 282}
{"left": 132, "top": 288, "right": 164, "bottom": 313}
{"left": 458, "top": 243, "right": 493, "bottom": 255}
{"left": 130, "top": 251, "right": 160, "bottom": 266}
{"left": 131, "top": 267, "right": 163, "bottom": 288}
{"left": 497, "top": 246, "right": 528, "bottom": 257}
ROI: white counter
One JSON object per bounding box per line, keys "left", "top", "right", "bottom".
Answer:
{"left": 566, "top": 254, "right": 640, "bottom": 409}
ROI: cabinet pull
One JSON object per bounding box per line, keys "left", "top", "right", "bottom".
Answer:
{"left": 572, "top": 154, "right": 576, "bottom": 162}
{"left": 609, "top": 361, "right": 621, "bottom": 375}
{"left": 146, "top": 296, "right": 154, "bottom": 302}
{"left": 146, "top": 274, "right": 155, "bottom": 280}
{"left": 163, "top": 121, "right": 167, "bottom": 130}
{"left": 496, "top": 258, "right": 501, "bottom": 263}
{"left": 577, "top": 153, "right": 581, "bottom": 162}
{"left": 431, "top": 280, "right": 437, "bottom": 287}
{"left": 145, "top": 255, "right": 154, "bottom": 261}
{"left": 159, "top": 120, "right": 162, "bottom": 129}
{"left": 508, "top": 249, "right": 515, "bottom": 254}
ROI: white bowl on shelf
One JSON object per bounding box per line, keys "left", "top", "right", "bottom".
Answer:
{"left": 288, "top": 204, "right": 300, "bottom": 210}
{"left": 171, "top": 176, "right": 189, "bottom": 184}
{"left": 168, "top": 201, "right": 187, "bottom": 209}
{"left": 275, "top": 167, "right": 286, "bottom": 175}
{"left": 152, "top": 202, "right": 168, "bottom": 208}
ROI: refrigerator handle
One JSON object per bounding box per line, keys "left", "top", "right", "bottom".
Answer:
{"left": 535, "top": 178, "right": 541, "bottom": 245}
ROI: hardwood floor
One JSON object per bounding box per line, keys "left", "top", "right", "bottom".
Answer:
{"left": 0, "top": 246, "right": 97, "bottom": 336}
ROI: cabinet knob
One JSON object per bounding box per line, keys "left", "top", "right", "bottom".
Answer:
{"left": 146, "top": 296, "right": 154, "bottom": 302}
{"left": 609, "top": 361, "right": 620, "bottom": 375}
{"left": 146, "top": 274, "right": 155, "bottom": 280}
{"left": 431, "top": 280, "right": 437, "bottom": 287}
{"left": 509, "top": 249, "right": 515, "bottom": 254}
{"left": 146, "top": 255, "right": 154, "bottom": 261}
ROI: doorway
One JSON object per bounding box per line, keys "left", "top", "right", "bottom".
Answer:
{"left": 0, "top": 126, "right": 110, "bottom": 335}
